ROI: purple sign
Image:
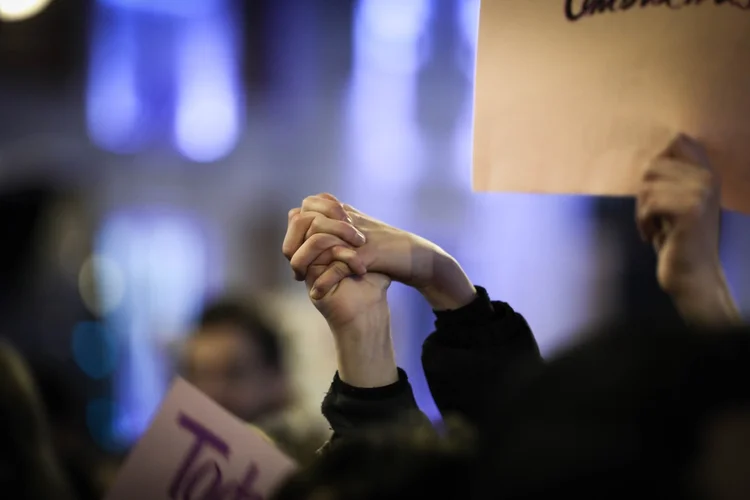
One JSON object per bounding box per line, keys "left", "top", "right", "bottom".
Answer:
{"left": 106, "top": 379, "right": 297, "bottom": 500}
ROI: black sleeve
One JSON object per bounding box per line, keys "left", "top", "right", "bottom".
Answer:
{"left": 318, "top": 368, "right": 429, "bottom": 452}
{"left": 421, "top": 286, "right": 544, "bottom": 429}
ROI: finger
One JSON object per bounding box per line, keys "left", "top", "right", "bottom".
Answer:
{"left": 310, "top": 245, "right": 366, "bottom": 275}
{"left": 318, "top": 193, "right": 340, "bottom": 203}
{"left": 287, "top": 207, "right": 300, "bottom": 222}
{"left": 308, "top": 261, "right": 353, "bottom": 300}
{"left": 305, "top": 215, "right": 365, "bottom": 247}
{"left": 290, "top": 233, "right": 351, "bottom": 279}
{"left": 282, "top": 211, "right": 316, "bottom": 261}
{"left": 342, "top": 203, "right": 361, "bottom": 215}
{"left": 642, "top": 157, "right": 704, "bottom": 183}
{"left": 637, "top": 186, "right": 701, "bottom": 246}
{"left": 665, "top": 134, "right": 712, "bottom": 170}
{"left": 301, "top": 195, "right": 350, "bottom": 223}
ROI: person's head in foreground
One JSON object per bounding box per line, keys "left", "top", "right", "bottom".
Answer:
{"left": 0, "top": 341, "right": 75, "bottom": 500}
{"left": 484, "top": 322, "right": 750, "bottom": 500}
{"left": 272, "top": 416, "right": 477, "bottom": 500}
{"left": 272, "top": 324, "right": 750, "bottom": 500}
{"left": 180, "top": 299, "right": 289, "bottom": 422}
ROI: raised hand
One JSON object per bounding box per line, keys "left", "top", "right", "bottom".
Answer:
{"left": 283, "top": 196, "right": 398, "bottom": 388}
{"left": 283, "top": 194, "right": 475, "bottom": 311}
{"left": 636, "top": 134, "right": 740, "bottom": 324}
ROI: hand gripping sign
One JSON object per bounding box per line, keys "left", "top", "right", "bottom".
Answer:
{"left": 105, "top": 379, "right": 297, "bottom": 500}
{"left": 472, "top": 0, "right": 750, "bottom": 213}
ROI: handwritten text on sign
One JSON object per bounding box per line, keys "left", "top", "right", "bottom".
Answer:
{"left": 565, "top": 0, "right": 750, "bottom": 22}
{"left": 169, "top": 413, "right": 262, "bottom": 500}
{"left": 105, "top": 379, "right": 297, "bottom": 500}
{"left": 472, "top": 0, "right": 750, "bottom": 213}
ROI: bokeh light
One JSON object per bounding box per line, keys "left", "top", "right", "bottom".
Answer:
{"left": 353, "top": 0, "right": 432, "bottom": 75}
{"left": 72, "top": 321, "right": 118, "bottom": 379}
{"left": 0, "top": 0, "right": 53, "bottom": 22}
{"left": 78, "top": 255, "right": 126, "bottom": 316}
{"left": 86, "top": 398, "right": 123, "bottom": 452}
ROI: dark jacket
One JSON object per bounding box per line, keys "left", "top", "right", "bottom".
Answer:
{"left": 320, "top": 286, "right": 543, "bottom": 443}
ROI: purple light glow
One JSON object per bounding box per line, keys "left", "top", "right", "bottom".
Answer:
{"left": 173, "top": 11, "right": 241, "bottom": 163}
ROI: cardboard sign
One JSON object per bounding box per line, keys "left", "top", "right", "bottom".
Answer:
{"left": 105, "top": 379, "right": 297, "bottom": 500}
{"left": 472, "top": 0, "right": 750, "bottom": 213}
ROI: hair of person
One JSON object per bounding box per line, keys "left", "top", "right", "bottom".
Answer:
{"left": 0, "top": 340, "right": 76, "bottom": 500}
{"left": 0, "top": 183, "right": 60, "bottom": 306}
{"left": 272, "top": 416, "right": 478, "bottom": 500}
{"left": 482, "top": 322, "right": 750, "bottom": 500}
{"left": 193, "top": 298, "right": 284, "bottom": 372}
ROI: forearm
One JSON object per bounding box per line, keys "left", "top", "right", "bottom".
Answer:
{"left": 329, "top": 303, "right": 399, "bottom": 388}
{"left": 670, "top": 266, "right": 743, "bottom": 326}
{"left": 418, "top": 252, "right": 477, "bottom": 311}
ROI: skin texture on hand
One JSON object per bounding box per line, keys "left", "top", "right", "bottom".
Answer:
{"left": 283, "top": 193, "right": 477, "bottom": 311}
{"left": 636, "top": 134, "right": 742, "bottom": 326}
{"left": 301, "top": 254, "right": 398, "bottom": 389}
{"left": 281, "top": 194, "right": 477, "bottom": 388}
{"left": 326, "top": 289, "right": 399, "bottom": 388}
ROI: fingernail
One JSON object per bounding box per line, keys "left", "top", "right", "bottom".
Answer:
{"left": 310, "top": 287, "right": 322, "bottom": 300}
{"left": 355, "top": 229, "right": 366, "bottom": 243}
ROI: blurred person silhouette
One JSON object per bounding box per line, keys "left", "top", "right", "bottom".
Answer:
{"left": 272, "top": 416, "right": 477, "bottom": 500}
{"left": 0, "top": 340, "right": 76, "bottom": 500}
{"left": 484, "top": 323, "right": 750, "bottom": 500}
{"left": 32, "top": 367, "right": 121, "bottom": 499}
{"left": 0, "top": 180, "right": 118, "bottom": 499}
{"left": 179, "top": 299, "right": 328, "bottom": 464}
{"left": 272, "top": 325, "right": 750, "bottom": 500}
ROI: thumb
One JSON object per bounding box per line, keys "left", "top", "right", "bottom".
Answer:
{"left": 665, "top": 134, "right": 711, "bottom": 169}
{"left": 307, "top": 261, "right": 350, "bottom": 300}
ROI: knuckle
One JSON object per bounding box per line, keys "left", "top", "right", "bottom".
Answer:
{"left": 289, "top": 211, "right": 308, "bottom": 225}
{"left": 310, "top": 233, "right": 334, "bottom": 250}
{"left": 696, "top": 169, "right": 713, "bottom": 186}
{"left": 281, "top": 244, "right": 294, "bottom": 259}
{"left": 309, "top": 214, "right": 326, "bottom": 231}
{"left": 334, "top": 261, "right": 350, "bottom": 277}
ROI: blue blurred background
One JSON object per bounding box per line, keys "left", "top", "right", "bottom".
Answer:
{"left": 0, "top": 0, "right": 748, "bottom": 462}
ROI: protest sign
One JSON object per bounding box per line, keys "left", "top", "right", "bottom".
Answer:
{"left": 105, "top": 378, "right": 297, "bottom": 500}
{"left": 472, "top": 0, "right": 750, "bottom": 213}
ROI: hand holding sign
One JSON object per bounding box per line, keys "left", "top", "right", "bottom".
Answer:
{"left": 637, "top": 134, "right": 721, "bottom": 295}
{"left": 472, "top": 0, "right": 750, "bottom": 213}
{"left": 105, "top": 379, "right": 297, "bottom": 500}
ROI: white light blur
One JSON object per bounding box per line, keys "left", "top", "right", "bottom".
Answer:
{"left": 459, "top": 0, "right": 480, "bottom": 52}
{"left": 97, "top": 0, "right": 213, "bottom": 18}
{"left": 97, "top": 210, "right": 207, "bottom": 444}
{"left": 78, "top": 255, "right": 127, "bottom": 316}
{"left": 174, "top": 11, "right": 241, "bottom": 163}
{"left": 457, "top": 0, "right": 480, "bottom": 78}
{"left": 0, "top": 0, "right": 53, "bottom": 22}
{"left": 86, "top": 10, "right": 143, "bottom": 154}
{"left": 346, "top": 0, "right": 432, "bottom": 185}
{"left": 354, "top": 0, "right": 432, "bottom": 75}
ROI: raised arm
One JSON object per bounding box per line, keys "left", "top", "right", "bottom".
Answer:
{"left": 285, "top": 194, "right": 543, "bottom": 428}
{"left": 283, "top": 200, "right": 426, "bottom": 446}
{"left": 637, "top": 134, "right": 743, "bottom": 326}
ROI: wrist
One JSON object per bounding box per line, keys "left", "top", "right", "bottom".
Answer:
{"left": 667, "top": 260, "right": 726, "bottom": 302}
{"left": 417, "top": 252, "right": 476, "bottom": 311}
{"left": 328, "top": 306, "right": 398, "bottom": 388}
{"left": 668, "top": 264, "right": 742, "bottom": 326}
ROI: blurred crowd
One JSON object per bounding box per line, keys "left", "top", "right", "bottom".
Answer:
{"left": 2, "top": 0, "right": 750, "bottom": 499}
{"left": 2, "top": 134, "right": 750, "bottom": 499}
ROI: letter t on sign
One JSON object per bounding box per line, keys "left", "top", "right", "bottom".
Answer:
{"left": 168, "top": 413, "right": 231, "bottom": 499}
